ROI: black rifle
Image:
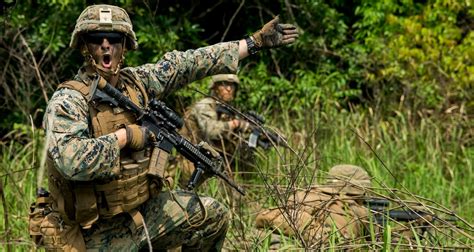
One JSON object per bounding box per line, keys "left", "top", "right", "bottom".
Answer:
{"left": 92, "top": 76, "right": 245, "bottom": 196}
{"left": 364, "top": 198, "right": 456, "bottom": 224}
{"left": 216, "top": 104, "right": 289, "bottom": 150}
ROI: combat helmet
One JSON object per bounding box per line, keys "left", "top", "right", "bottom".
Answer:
{"left": 209, "top": 74, "right": 240, "bottom": 90}
{"left": 322, "top": 164, "right": 371, "bottom": 195}
{"left": 70, "top": 4, "right": 138, "bottom": 50}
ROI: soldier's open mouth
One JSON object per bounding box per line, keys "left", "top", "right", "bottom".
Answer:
{"left": 102, "top": 55, "right": 112, "bottom": 68}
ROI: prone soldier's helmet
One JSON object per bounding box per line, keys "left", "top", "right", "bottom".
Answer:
{"left": 324, "top": 164, "right": 371, "bottom": 195}
{"left": 209, "top": 74, "right": 240, "bottom": 90}
{"left": 70, "top": 4, "right": 138, "bottom": 50}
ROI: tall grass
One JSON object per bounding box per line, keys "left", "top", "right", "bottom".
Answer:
{"left": 0, "top": 123, "right": 43, "bottom": 250}
{"left": 0, "top": 108, "right": 472, "bottom": 250}
{"left": 220, "top": 107, "right": 473, "bottom": 250}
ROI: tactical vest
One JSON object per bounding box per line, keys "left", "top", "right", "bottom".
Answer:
{"left": 47, "top": 72, "right": 156, "bottom": 229}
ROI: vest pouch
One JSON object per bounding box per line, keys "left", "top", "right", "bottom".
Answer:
{"left": 73, "top": 185, "right": 99, "bottom": 229}
{"left": 96, "top": 156, "right": 150, "bottom": 218}
{"left": 40, "top": 211, "right": 86, "bottom": 252}
{"left": 147, "top": 147, "right": 169, "bottom": 194}
{"left": 29, "top": 189, "right": 53, "bottom": 246}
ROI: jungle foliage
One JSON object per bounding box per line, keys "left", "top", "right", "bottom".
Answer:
{"left": 1, "top": 0, "right": 472, "bottom": 130}
{"left": 0, "top": 0, "right": 473, "bottom": 250}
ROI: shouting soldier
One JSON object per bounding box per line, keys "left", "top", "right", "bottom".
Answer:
{"left": 30, "top": 4, "right": 298, "bottom": 251}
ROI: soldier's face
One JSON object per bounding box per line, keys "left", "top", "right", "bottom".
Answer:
{"left": 84, "top": 32, "right": 124, "bottom": 70}
{"left": 216, "top": 82, "right": 236, "bottom": 102}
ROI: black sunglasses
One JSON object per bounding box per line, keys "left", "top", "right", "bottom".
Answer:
{"left": 84, "top": 32, "right": 124, "bottom": 45}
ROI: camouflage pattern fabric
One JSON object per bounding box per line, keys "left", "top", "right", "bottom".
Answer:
{"left": 255, "top": 187, "right": 369, "bottom": 248}
{"left": 70, "top": 4, "right": 138, "bottom": 50}
{"left": 325, "top": 164, "right": 372, "bottom": 195}
{"left": 254, "top": 165, "right": 434, "bottom": 248}
{"left": 83, "top": 190, "right": 229, "bottom": 251}
{"left": 186, "top": 97, "right": 252, "bottom": 162}
{"left": 209, "top": 74, "right": 240, "bottom": 89}
{"left": 44, "top": 42, "right": 239, "bottom": 181}
{"left": 168, "top": 97, "right": 232, "bottom": 187}
{"left": 43, "top": 42, "right": 239, "bottom": 250}
{"left": 255, "top": 165, "right": 371, "bottom": 248}
{"left": 189, "top": 97, "right": 231, "bottom": 142}
{"left": 171, "top": 97, "right": 256, "bottom": 187}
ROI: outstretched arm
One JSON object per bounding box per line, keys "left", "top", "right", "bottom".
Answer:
{"left": 238, "top": 15, "right": 299, "bottom": 60}
{"left": 134, "top": 15, "right": 298, "bottom": 96}
{"left": 238, "top": 39, "right": 249, "bottom": 59}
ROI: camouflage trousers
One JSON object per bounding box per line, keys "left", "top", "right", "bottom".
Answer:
{"left": 83, "top": 190, "right": 229, "bottom": 251}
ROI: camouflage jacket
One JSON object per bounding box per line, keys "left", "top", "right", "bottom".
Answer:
{"left": 44, "top": 42, "right": 240, "bottom": 182}
{"left": 255, "top": 187, "right": 369, "bottom": 246}
{"left": 187, "top": 97, "right": 232, "bottom": 142}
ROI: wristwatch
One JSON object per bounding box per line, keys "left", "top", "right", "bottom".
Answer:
{"left": 245, "top": 36, "right": 259, "bottom": 55}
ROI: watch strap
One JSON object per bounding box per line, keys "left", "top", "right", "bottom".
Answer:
{"left": 245, "top": 36, "right": 259, "bottom": 55}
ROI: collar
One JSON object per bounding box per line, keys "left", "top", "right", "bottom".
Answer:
{"left": 75, "top": 65, "right": 125, "bottom": 90}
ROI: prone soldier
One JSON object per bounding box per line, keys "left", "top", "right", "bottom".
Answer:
{"left": 254, "top": 165, "right": 442, "bottom": 250}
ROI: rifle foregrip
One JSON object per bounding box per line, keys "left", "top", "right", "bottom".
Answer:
{"left": 187, "top": 167, "right": 204, "bottom": 190}
{"left": 176, "top": 136, "right": 214, "bottom": 167}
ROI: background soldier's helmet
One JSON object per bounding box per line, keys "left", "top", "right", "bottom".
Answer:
{"left": 209, "top": 74, "right": 240, "bottom": 90}
{"left": 325, "top": 164, "right": 371, "bottom": 195}
{"left": 70, "top": 4, "right": 138, "bottom": 50}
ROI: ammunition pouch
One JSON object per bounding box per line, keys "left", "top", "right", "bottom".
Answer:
{"left": 29, "top": 193, "right": 86, "bottom": 251}
{"left": 40, "top": 212, "right": 85, "bottom": 251}
{"left": 95, "top": 153, "right": 151, "bottom": 219}
{"left": 29, "top": 194, "right": 51, "bottom": 246}
{"left": 48, "top": 146, "right": 169, "bottom": 222}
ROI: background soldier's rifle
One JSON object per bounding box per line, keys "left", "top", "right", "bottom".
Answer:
{"left": 216, "top": 104, "right": 289, "bottom": 150}
{"left": 93, "top": 76, "right": 245, "bottom": 196}
{"left": 364, "top": 198, "right": 457, "bottom": 225}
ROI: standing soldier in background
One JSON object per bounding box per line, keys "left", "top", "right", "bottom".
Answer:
{"left": 29, "top": 4, "right": 298, "bottom": 251}
{"left": 175, "top": 74, "right": 255, "bottom": 186}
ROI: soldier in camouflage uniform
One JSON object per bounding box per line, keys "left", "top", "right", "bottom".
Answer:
{"left": 255, "top": 164, "right": 372, "bottom": 249}
{"left": 253, "top": 165, "right": 435, "bottom": 250}
{"left": 175, "top": 74, "right": 255, "bottom": 186}
{"left": 31, "top": 4, "right": 298, "bottom": 251}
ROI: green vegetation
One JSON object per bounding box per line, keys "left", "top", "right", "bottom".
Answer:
{"left": 220, "top": 109, "right": 473, "bottom": 249}
{"left": 0, "top": 0, "right": 472, "bottom": 250}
